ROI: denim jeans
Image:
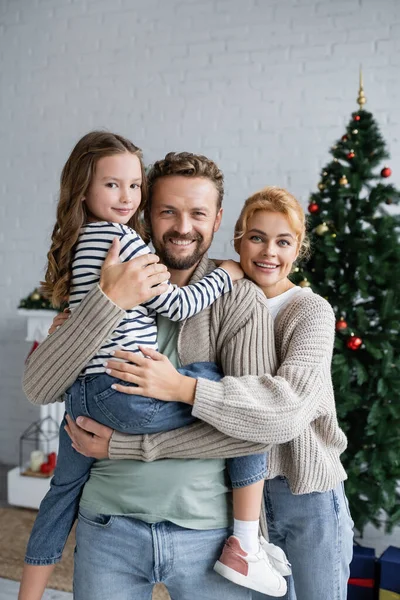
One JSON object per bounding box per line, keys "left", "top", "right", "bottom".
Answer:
{"left": 74, "top": 509, "right": 251, "bottom": 599}
{"left": 252, "top": 477, "right": 354, "bottom": 600}
{"left": 25, "top": 363, "right": 266, "bottom": 565}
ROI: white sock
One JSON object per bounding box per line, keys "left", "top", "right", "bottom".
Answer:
{"left": 233, "top": 518, "right": 260, "bottom": 554}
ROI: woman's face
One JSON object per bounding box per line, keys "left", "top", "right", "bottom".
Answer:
{"left": 239, "top": 210, "right": 299, "bottom": 298}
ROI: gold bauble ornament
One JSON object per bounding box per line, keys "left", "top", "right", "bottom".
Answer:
{"left": 332, "top": 233, "right": 337, "bottom": 238}
{"left": 339, "top": 175, "right": 348, "bottom": 186}
{"left": 30, "top": 291, "right": 41, "bottom": 301}
{"left": 315, "top": 222, "right": 329, "bottom": 236}
{"left": 352, "top": 129, "right": 358, "bottom": 134}
{"left": 318, "top": 182, "right": 325, "bottom": 191}
{"left": 299, "top": 278, "right": 311, "bottom": 288}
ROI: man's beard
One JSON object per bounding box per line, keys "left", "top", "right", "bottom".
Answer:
{"left": 153, "top": 230, "right": 214, "bottom": 270}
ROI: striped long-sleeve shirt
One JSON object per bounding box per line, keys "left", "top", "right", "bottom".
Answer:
{"left": 69, "top": 221, "right": 232, "bottom": 374}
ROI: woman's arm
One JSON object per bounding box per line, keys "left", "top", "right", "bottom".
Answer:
{"left": 61, "top": 412, "right": 268, "bottom": 461}
{"left": 192, "top": 293, "right": 335, "bottom": 445}
{"left": 109, "top": 421, "right": 268, "bottom": 460}
{"left": 23, "top": 242, "right": 169, "bottom": 405}
{"left": 106, "top": 293, "right": 335, "bottom": 451}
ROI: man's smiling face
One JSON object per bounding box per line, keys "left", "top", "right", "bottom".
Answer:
{"left": 149, "top": 175, "right": 223, "bottom": 270}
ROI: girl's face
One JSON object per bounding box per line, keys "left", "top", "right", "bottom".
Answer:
{"left": 239, "top": 210, "right": 299, "bottom": 298}
{"left": 84, "top": 152, "right": 142, "bottom": 224}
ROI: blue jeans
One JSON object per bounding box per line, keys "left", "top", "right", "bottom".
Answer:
{"left": 74, "top": 509, "right": 251, "bottom": 599}
{"left": 25, "top": 363, "right": 266, "bottom": 565}
{"left": 252, "top": 477, "right": 354, "bottom": 600}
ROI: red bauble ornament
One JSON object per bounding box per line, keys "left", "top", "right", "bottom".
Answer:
{"left": 381, "top": 166, "right": 392, "bottom": 178}
{"left": 346, "top": 335, "right": 362, "bottom": 351}
{"left": 335, "top": 318, "right": 348, "bottom": 331}
{"left": 341, "top": 135, "right": 348, "bottom": 142}
{"left": 347, "top": 151, "right": 355, "bottom": 159}
{"left": 354, "top": 115, "right": 361, "bottom": 121}
{"left": 308, "top": 202, "right": 319, "bottom": 214}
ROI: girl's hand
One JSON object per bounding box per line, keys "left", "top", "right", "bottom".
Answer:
{"left": 48, "top": 309, "right": 70, "bottom": 334}
{"left": 105, "top": 347, "right": 197, "bottom": 404}
{"left": 219, "top": 259, "right": 244, "bottom": 282}
{"left": 100, "top": 238, "right": 170, "bottom": 310}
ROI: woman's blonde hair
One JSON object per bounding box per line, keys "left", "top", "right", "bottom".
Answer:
{"left": 41, "top": 131, "right": 148, "bottom": 308}
{"left": 233, "top": 186, "right": 310, "bottom": 260}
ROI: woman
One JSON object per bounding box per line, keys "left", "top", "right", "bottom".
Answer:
{"left": 101, "top": 186, "right": 354, "bottom": 599}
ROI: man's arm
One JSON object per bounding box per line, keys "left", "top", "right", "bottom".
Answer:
{"left": 23, "top": 240, "right": 169, "bottom": 405}
{"left": 23, "top": 285, "right": 124, "bottom": 404}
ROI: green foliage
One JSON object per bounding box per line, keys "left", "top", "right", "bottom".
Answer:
{"left": 293, "top": 109, "right": 400, "bottom": 533}
{"left": 19, "top": 288, "right": 60, "bottom": 311}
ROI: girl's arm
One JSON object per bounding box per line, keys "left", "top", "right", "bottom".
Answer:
{"left": 143, "top": 262, "right": 238, "bottom": 321}
{"left": 118, "top": 226, "right": 241, "bottom": 322}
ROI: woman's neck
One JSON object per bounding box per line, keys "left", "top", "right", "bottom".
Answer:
{"left": 261, "top": 278, "right": 296, "bottom": 299}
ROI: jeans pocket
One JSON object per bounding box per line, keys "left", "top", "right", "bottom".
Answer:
{"left": 340, "top": 481, "right": 353, "bottom": 520}
{"left": 64, "top": 392, "right": 74, "bottom": 419}
{"left": 92, "top": 384, "right": 158, "bottom": 430}
{"left": 78, "top": 508, "right": 114, "bottom": 528}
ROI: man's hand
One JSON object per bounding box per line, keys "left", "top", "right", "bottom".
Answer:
{"left": 64, "top": 414, "right": 112, "bottom": 459}
{"left": 100, "top": 238, "right": 171, "bottom": 309}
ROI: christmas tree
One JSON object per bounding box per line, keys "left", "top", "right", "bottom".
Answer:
{"left": 293, "top": 72, "right": 400, "bottom": 534}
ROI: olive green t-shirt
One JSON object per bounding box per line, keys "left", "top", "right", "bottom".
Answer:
{"left": 80, "top": 316, "right": 231, "bottom": 529}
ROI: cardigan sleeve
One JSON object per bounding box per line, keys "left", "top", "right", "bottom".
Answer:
{"left": 23, "top": 285, "right": 124, "bottom": 405}
{"left": 192, "top": 294, "right": 336, "bottom": 444}
{"left": 109, "top": 422, "right": 268, "bottom": 460}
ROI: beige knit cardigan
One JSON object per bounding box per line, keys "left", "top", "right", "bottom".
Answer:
{"left": 23, "top": 255, "right": 347, "bottom": 495}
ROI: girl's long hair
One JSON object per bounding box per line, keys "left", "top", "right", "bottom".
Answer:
{"left": 41, "top": 131, "right": 148, "bottom": 308}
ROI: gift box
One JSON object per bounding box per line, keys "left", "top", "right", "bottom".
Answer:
{"left": 379, "top": 590, "right": 400, "bottom": 600}
{"left": 348, "top": 545, "right": 376, "bottom": 600}
{"left": 379, "top": 546, "right": 400, "bottom": 598}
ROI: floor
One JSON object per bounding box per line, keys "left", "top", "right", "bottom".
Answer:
{"left": 2, "top": 463, "right": 400, "bottom": 599}
{"left": 0, "top": 464, "right": 73, "bottom": 600}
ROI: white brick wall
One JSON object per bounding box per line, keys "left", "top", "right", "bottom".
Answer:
{"left": 1, "top": 0, "right": 399, "bottom": 467}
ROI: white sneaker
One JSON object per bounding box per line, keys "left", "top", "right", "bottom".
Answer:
{"left": 214, "top": 535, "right": 287, "bottom": 596}
{"left": 260, "top": 536, "right": 292, "bottom": 576}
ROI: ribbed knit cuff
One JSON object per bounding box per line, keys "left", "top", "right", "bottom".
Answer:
{"left": 108, "top": 431, "right": 144, "bottom": 460}
{"left": 191, "top": 378, "right": 226, "bottom": 428}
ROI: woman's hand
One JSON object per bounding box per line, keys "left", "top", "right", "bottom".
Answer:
{"left": 48, "top": 309, "right": 70, "bottom": 334}
{"left": 100, "top": 238, "right": 171, "bottom": 310}
{"left": 105, "top": 347, "right": 197, "bottom": 405}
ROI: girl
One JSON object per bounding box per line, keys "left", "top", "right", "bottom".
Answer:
{"left": 20, "top": 134, "right": 287, "bottom": 599}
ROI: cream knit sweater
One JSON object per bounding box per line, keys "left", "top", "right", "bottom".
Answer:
{"left": 23, "top": 255, "right": 347, "bottom": 495}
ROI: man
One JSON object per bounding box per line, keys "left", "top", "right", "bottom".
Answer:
{"left": 23, "top": 152, "right": 271, "bottom": 599}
